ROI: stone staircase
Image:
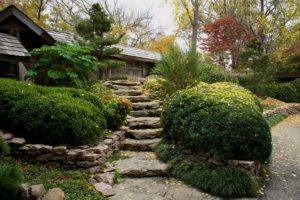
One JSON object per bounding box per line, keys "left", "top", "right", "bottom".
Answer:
{"left": 103, "top": 81, "right": 220, "bottom": 200}
{"left": 104, "top": 80, "right": 169, "bottom": 178}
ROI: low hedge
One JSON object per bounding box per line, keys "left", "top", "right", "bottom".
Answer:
{"left": 155, "top": 140, "right": 258, "bottom": 198}
{"left": 241, "top": 78, "right": 300, "bottom": 103}
{"left": 161, "top": 82, "right": 271, "bottom": 162}
{"left": 0, "top": 78, "right": 107, "bottom": 146}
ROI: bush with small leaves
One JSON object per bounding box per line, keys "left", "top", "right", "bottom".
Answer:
{"left": 0, "top": 163, "right": 23, "bottom": 200}
{"left": 161, "top": 82, "right": 271, "bottom": 162}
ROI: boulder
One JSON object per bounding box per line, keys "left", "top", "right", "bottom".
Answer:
{"left": 42, "top": 188, "right": 65, "bottom": 200}
{"left": 30, "top": 184, "right": 46, "bottom": 199}
{"left": 93, "top": 182, "right": 116, "bottom": 197}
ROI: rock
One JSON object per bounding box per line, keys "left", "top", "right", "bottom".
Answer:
{"left": 1, "top": 133, "right": 13, "bottom": 140}
{"left": 94, "top": 172, "right": 115, "bottom": 186}
{"left": 88, "top": 178, "right": 98, "bottom": 184}
{"left": 20, "top": 183, "right": 31, "bottom": 200}
{"left": 126, "top": 117, "right": 160, "bottom": 129}
{"left": 227, "top": 160, "right": 239, "bottom": 166}
{"left": 129, "top": 109, "right": 161, "bottom": 117}
{"left": 42, "top": 188, "right": 65, "bottom": 200}
{"left": 127, "top": 128, "right": 163, "bottom": 139}
{"left": 113, "top": 131, "right": 126, "bottom": 141}
{"left": 8, "top": 137, "right": 26, "bottom": 146}
{"left": 93, "top": 182, "right": 116, "bottom": 197}
{"left": 88, "top": 144, "right": 109, "bottom": 154}
{"left": 30, "top": 184, "right": 46, "bottom": 199}
{"left": 113, "top": 157, "right": 170, "bottom": 178}
{"left": 132, "top": 101, "right": 160, "bottom": 110}
{"left": 80, "top": 153, "right": 100, "bottom": 162}
{"left": 107, "top": 80, "right": 140, "bottom": 86}
{"left": 123, "top": 138, "right": 160, "bottom": 151}
{"left": 85, "top": 166, "right": 102, "bottom": 174}
{"left": 122, "top": 95, "right": 151, "bottom": 102}
{"left": 208, "top": 156, "right": 225, "bottom": 166}
{"left": 238, "top": 161, "right": 256, "bottom": 170}
{"left": 52, "top": 146, "right": 67, "bottom": 154}
{"left": 66, "top": 150, "right": 78, "bottom": 161}
{"left": 114, "top": 90, "right": 143, "bottom": 96}
{"left": 104, "top": 139, "right": 114, "bottom": 145}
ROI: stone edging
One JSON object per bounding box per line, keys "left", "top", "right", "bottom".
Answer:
{"left": 263, "top": 104, "right": 300, "bottom": 118}
{"left": 0, "top": 130, "right": 126, "bottom": 174}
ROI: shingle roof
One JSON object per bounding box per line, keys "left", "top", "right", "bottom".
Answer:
{"left": 112, "top": 44, "right": 161, "bottom": 62}
{"left": 0, "top": 33, "right": 30, "bottom": 58}
{"left": 47, "top": 30, "right": 75, "bottom": 44}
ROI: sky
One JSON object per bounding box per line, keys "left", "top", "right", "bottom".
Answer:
{"left": 117, "top": 0, "right": 175, "bottom": 34}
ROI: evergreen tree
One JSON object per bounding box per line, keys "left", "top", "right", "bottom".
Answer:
{"left": 75, "top": 3, "right": 124, "bottom": 71}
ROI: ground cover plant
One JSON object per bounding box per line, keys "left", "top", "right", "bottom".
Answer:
{"left": 0, "top": 158, "right": 105, "bottom": 200}
{"left": 0, "top": 139, "right": 23, "bottom": 200}
{"left": 0, "top": 78, "right": 113, "bottom": 146}
{"left": 155, "top": 140, "right": 259, "bottom": 198}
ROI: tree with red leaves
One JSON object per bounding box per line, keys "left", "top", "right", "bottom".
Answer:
{"left": 202, "top": 16, "right": 252, "bottom": 68}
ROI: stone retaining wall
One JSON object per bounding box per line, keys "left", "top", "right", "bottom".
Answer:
{"left": 178, "top": 144, "right": 262, "bottom": 176}
{"left": 0, "top": 130, "right": 126, "bottom": 174}
{"left": 263, "top": 104, "right": 300, "bottom": 118}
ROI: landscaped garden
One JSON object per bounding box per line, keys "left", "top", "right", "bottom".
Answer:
{"left": 1, "top": 0, "right": 300, "bottom": 200}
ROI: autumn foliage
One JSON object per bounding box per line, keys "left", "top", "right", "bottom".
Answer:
{"left": 202, "top": 16, "right": 252, "bottom": 66}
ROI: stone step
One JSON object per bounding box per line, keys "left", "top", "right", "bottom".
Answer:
{"left": 113, "top": 156, "right": 170, "bottom": 178}
{"left": 129, "top": 109, "right": 161, "bottom": 117}
{"left": 127, "top": 128, "right": 163, "bottom": 139}
{"left": 123, "top": 138, "right": 160, "bottom": 151}
{"left": 106, "top": 80, "right": 140, "bottom": 86}
{"left": 104, "top": 83, "right": 140, "bottom": 90}
{"left": 132, "top": 101, "right": 161, "bottom": 110}
{"left": 126, "top": 117, "right": 160, "bottom": 129}
{"left": 114, "top": 90, "right": 143, "bottom": 96}
{"left": 121, "top": 95, "right": 152, "bottom": 102}
{"left": 119, "top": 151, "right": 157, "bottom": 159}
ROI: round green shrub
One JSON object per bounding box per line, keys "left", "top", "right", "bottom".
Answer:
{"left": 104, "top": 98, "right": 132, "bottom": 129}
{"left": 0, "top": 163, "right": 23, "bottom": 200}
{"left": 161, "top": 82, "right": 271, "bottom": 161}
{"left": 0, "top": 78, "right": 107, "bottom": 146}
{"left": 9, "top": 94, "right": 106, "bottom": 146}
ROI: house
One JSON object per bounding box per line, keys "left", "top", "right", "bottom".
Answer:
{"left": 0, "top": 5, "right": 161, "bottom": 81}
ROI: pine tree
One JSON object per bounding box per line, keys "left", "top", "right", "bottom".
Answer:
{"left": 75, "top": 3, "right": 124, "bottom": 72}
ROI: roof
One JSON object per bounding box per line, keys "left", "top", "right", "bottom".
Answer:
{"left": 0, "top": 5, "right": 56, "bottom": 45}
{"left": 112, "top": 44, "right": 161, "bottom": 62}
{"left": 47, "top": 30, "right": 75, "bottom": 44}
{"left": 0, "top": 33, "right": 30, "bottom": 60}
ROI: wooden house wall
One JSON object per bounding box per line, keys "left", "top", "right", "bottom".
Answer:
{"left": 101, "top": 58, "right": 154, "bottom": 80}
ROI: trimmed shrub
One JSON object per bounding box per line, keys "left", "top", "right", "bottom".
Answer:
{"left": 87, "top": 81, "right": 132, "bottom": 129}
{"left": 0, "top": 138, "right": 10, "bottom": 158}
{"left": 104, "top": 98, "right": 132, "bottom": 129}
{"left": 155, "top": 141, "right": 258, "bottom": 198}
{"left": 143, "top": 77, "right": 169, "bottom": 99}
{"left": 9, "top": 94, "right": 106, "bottom": 146}
{"left": 0, "top": 163, "right": 23, "bottom": 200}
{"left": 0, "top": 78, "right": 107, "bottom": 146}
{"left": 198, "top": 64, "right": 236, "bottom": 84}
{"left": 161, "top": 82, "right": 271, "bottom": 162}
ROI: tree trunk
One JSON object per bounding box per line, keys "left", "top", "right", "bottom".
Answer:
{"left": 191, "top": 0, "right": 199, "bottom": 51}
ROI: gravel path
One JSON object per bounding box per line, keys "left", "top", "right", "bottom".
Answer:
{"left": 259, "top": 114, "right": 300, "bottom": 200}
